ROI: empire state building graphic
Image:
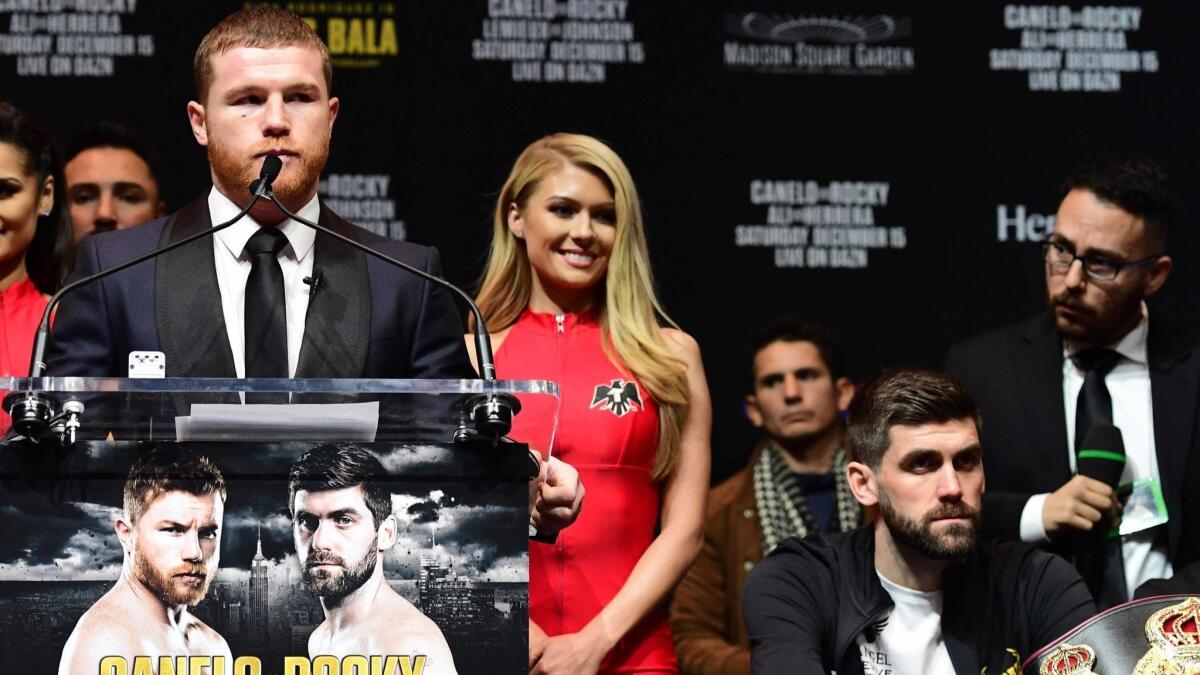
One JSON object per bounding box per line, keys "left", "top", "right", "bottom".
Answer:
{"left": 249, "top": 527, "right": 272, "bottom": 643}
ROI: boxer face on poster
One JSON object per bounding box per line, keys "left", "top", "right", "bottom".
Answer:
{"left": 292, "top": 483, "right": 396, "bottom": 600}
{"left": 1045, "top": 188, "right": 1171, "bottom": 347}
{"left": 287, "top": 445, "right": 456, "bottom": 670}
{"left": 186, "top": 44, "right": 339, "bottom": 219}
{"left": 58, "top": 451, "right": 232, "bottom": 675}
{"left": 506, "top": 162, "right": 617, "bottom": 303}
{"left": 116, "top": 489, "right": 225, "bottom": 605}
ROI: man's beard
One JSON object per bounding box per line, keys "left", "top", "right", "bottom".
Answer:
{"left": 1048, "top": 287, "right": 1142, "bottom": 347}
{"left": 878, "top": 492, "right": 979, "bottom": 560}
{"left": 207, "top": 134, "right": 328, "bottom": 208}
{"left": 132, "top": 545, "right": 211, "bottom": 606}
{"left": 302, "top": 541, "right": 377, "bottom": 601}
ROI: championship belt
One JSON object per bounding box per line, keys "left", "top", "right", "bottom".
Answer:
{"left": 1132, "top": 596, "right": 1200, "bottom": 674}
{"left": 1038, "top": 643, "right": 1098, "bottom": 675}
{"left": 1024, "top": 595, "right": 1200, "bottom": 674}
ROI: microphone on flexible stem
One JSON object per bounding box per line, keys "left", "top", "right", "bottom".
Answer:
{"left": 4, "top": 156, "right": 284, "bottom": 444}
{"left": 252, "top": 178, "right": 519, "bottom": 443}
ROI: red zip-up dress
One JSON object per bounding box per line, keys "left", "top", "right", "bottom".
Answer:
{"left": 1, "top": 277, "right": 48, "bottom": 433}
{"left": 498, "top": 308, "right": 676, "bottom": 673}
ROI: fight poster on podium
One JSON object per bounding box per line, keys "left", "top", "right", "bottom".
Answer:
{"left": 0, "top": 440, "right": 530, "bottom": 675}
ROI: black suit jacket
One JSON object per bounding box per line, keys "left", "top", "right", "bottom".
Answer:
{"left": 945, "top": 312, "right": 1200, "bottom": 569}
{"left": 46, "top": 197, "right": 474, "bottom": 381}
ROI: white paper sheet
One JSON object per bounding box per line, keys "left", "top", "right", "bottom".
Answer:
{"left": 175, "top": 401, "right": 379, "bottom": 441}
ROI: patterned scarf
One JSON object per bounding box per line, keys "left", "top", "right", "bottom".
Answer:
{"left": 753, "top": 440, "right": 861, "bottom": 555}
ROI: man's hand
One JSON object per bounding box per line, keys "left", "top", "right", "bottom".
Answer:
{"left": 1042, "top": 474, "right": 1121, "bottom": 535}
{"left": 531, "top": 455, "right": 585, "bottom": 538}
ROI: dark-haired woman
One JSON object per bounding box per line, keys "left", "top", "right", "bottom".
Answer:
{"left": 0, "top": 101, "right": 72, "bottom": 430}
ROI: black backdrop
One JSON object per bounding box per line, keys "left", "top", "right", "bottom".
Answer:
{"left": 6, "top": 1, "right": 1198, "bottom": 483}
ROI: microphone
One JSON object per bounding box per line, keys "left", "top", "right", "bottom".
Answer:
{"left": 1077, "top": 423, "right": 1126, "bottom": 489}
{"left": 1077, "top": 423, "right": 1125, "bottom": 538}
{"left": 4, "top": 157, "right": 284, "bottom": 442}
{"left": 252, "top": 181, "right": 519, "bottom": 442}
{"left": 249, "top": 155, "right": 282, "bottom": 197}
{"left": 302, "top": 269, "right": 324, "bottom": 296}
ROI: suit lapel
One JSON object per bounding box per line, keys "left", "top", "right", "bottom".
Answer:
{"left": 1017, "top": 313, "right": 1073, "bottom": 487}
{"left": 155, "top": 197, "right": 237, "bottom": 378}
{"left": 294, "top": 207, "right": 370, "bottom": 378}
{"left": 1147, "top": 317, "right": 1197, "bottom": 558}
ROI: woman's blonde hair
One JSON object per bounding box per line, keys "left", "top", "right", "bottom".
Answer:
{"left": 474, "top": 133, "right": 690, "bottom": 479}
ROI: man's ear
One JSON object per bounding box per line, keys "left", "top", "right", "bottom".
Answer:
{"left": 835, "top": 377, "right": 855, "bottom": 413}
{"left": 1143, "top": 255, "right": 1172, "bottom": 296}
{"left": 327, "top": 96, "right": 340, "bottom": 131}
{"left": 846, "top": 461, "right": 879, "bottom": 507}
{"left": 114, "top": 516, "right": 135, "bottom": 555}
{"left": 186, "top": 101, "right": 208, "bottom": 146}
{"left": 745, "top": 394, "right": 764, "bottom": 428}
{"left": 377, "top": 514, "right": 398, "bottom": 550}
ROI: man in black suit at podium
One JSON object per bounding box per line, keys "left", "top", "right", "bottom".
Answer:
{"left": 945, "top": 159, "right": 1200, "bottom": 607}
{"left": 42, "top": 6, "right": 584, "bottom": 545}
{"left": 46, "top": 7, "right": 472, "bottom": 382}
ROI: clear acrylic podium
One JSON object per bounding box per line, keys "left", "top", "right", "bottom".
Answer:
{"left": 0, "top": 376, "right": 558, "bottom": 675}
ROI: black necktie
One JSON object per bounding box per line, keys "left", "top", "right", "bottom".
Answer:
{"left": 1073, "top": 348, "right": 1121, "bottom": 449}
{"left": 1071, "top": 347, "right": 1126, "bottom": 608}
{"left": 243, "top": 227, "right": 289, "bottom": 403}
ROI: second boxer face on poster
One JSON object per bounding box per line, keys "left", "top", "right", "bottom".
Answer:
{"left": 292, "top": 485, "right": 395, "bottom": 599}
{"left": 508, "top": 163, "right": 618, "bottom": 295}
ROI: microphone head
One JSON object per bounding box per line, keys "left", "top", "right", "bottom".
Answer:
{"left": 248, "top": 155, "right": 283, "bottom": 195}
{"left": 260, "top": 154, "right": 283, "bottom": 183}
{"left": 1077, "top": 423, "right": 1125, "bottom": 488}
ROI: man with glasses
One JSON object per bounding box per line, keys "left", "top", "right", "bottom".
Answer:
{"left": 945, "top": 159, "right": 1200, "bottom": 608}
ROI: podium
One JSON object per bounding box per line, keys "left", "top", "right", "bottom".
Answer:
{"left": 0, "top": 376, "right": 559, "bottom": 675}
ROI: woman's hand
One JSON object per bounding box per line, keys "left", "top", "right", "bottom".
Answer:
{"left": 530, "top": 629, "right": 609, "bottom": 675}
{"left": 529, "top": 620, "right": 549, "bottom": 670}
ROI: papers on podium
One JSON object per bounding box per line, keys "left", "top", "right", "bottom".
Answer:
{"left": 175, "top": 401, "right": 379, "bottom": 441}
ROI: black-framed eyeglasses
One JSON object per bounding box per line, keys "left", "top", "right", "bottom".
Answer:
{"left": 1041, "top": 240, "right": 1161, "bottom": 281}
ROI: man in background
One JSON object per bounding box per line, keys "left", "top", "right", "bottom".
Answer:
{"left": 945, "top": 159, "right": 1200, "bottom": 607}
{"left": 671, "top": 318, "right": 860, "bottom": 675}
{"left": 64, "top": 121, "right": 166, "bottom": 241}
{"left": 743, "top": 369, "right": 1094, "bottom": 674}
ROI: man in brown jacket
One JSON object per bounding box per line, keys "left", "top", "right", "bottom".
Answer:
{"left": 670, "top": 318, "right": 862, "bottom": 675}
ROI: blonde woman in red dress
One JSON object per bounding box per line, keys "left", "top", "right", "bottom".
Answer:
{"left": 469, "top": 133, "right": 711, "bottom": 674}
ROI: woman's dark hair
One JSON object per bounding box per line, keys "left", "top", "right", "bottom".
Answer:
{"left": 0, "top": 101, "right": 72, "bottom": 293}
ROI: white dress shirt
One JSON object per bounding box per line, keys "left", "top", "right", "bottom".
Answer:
{"left": 1018, "top": 304, "right": 1173, "bottom": 595}
{"left": 208, "top": 187, "right": 318, "bottom": 378}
